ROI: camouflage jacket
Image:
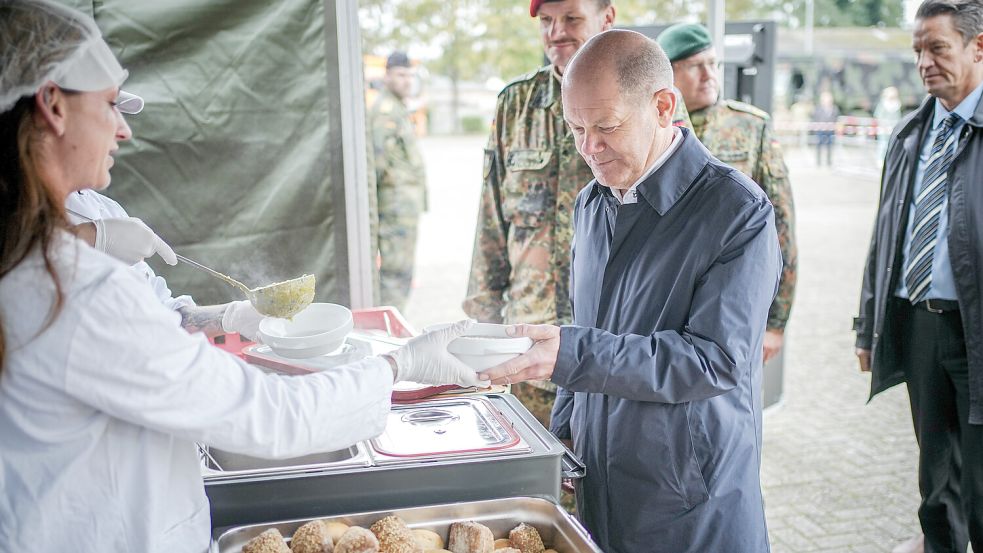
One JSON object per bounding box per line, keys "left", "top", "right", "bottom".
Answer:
{"left": 690, "top": 99, "right": 798, "bottom": 331}
{"left": 464, "top": 65, "right": 692, "bottom": 326}
{"left": 369, "top": 88, "right": 427, "bottom": 216}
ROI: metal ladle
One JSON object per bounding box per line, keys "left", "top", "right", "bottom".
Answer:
{"left": 174, "top": 254, "right": 315, "bottom": 319}
{"left": 67, "top": 208, "right": 315, "bottom": 319}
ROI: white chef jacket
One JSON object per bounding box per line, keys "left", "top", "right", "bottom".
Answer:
{"left": 0, "top": 235, "right": 393, "bottom": 553}
{"left": 65, "top": 189, "right": 194, "bottom": 311}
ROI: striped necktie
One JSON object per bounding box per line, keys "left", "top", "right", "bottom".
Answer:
{"left": 905, "top": 112, "right": 962, "bottom": 304}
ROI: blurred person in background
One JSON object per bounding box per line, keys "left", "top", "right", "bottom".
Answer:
{"left": 812, "top": 90, "right": 839, "bottom": 166}
{"left": 0, "top": 2, "right": 479, "bottom": 550}
{"left": 790, "top": 93, "right": 815, "bottom": 148}
{"left": 369, "top": 51, "right": 427, "bottom": 312}
{"left": 874, "top": 86, "right": 903, "bottom": 163}
{"left": 464, "top": 0, "right": 692, "bottom": 429}
{"left": 855, "top": 0, "right": 983, "bottom": 551}
{"left": 658, "top": 22, "right": 798, "bottom": 364}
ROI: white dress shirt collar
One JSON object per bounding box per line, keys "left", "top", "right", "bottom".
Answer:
{"left": 611, "top": 126, "right": 683, "bottom": 205}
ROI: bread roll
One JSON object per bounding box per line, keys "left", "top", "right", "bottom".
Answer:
{"left": 325, "top": 522, "right": 351, "bottom": 543}
{"left": 335, "top": 527, "right": 380, "bottom": 553}
{"left": 369, "top": 515, "right": 420, "bottom": 553}
{"left": 291, "top": 520, "right": 334, "bottom": 553}
{"left": 447, "top": 521, "right": 494, "bottom": 553}
{"left": 242, "top": 528, "right": 290, "bottom": 553}
{"left": 507, "top": 524, "right": 544, "bottom": 553}
{"left": 412, "top": 529, "right": 444, "bottom": 550}
{"left": 493, "top": 539, "right": 511, "bottom": 550}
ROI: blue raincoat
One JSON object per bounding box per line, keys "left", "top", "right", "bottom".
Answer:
{"left": 550, "top": 129, "right": 780, "bottom": 553}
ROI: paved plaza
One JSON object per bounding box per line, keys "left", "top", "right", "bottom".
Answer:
{"left": 759, "top": 144, "right": 922, "bottom": 553}
{"left": 405, "top": 135, "right": 924, "bottom": 552}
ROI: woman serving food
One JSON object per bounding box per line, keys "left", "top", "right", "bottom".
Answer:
{"left": 0, "top": 2, "right": 479, "bottom": 551}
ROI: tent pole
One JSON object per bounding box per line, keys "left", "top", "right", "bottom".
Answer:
{"left": 334, "top": 0, "right": 374, "bottom": 309}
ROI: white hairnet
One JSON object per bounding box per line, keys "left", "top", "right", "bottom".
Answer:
{"left": 0, "top": 0, "right": 130, "bottom": 113}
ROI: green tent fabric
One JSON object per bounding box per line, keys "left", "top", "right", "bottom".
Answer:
{"left": 66, "top": 0, "right": 362, "bottom": 306}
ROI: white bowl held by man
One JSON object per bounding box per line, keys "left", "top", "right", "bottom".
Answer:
{"left": 425, "top": 322, "right": 534, "bottom": 371}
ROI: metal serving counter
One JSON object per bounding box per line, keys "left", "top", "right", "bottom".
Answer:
{"left": 202, "top": 394, "right": 584, "bottom": 528}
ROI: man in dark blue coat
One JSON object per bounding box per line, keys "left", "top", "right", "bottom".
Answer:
{"left": 479, "top": 29, "right": 781, "bottom": 553}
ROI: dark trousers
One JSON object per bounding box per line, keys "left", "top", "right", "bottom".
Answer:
{"left": 815, "top": 131, "right": 834, "bottom": 165}
{"left": 897, "top": 301, "right": 983, "bottom": 553}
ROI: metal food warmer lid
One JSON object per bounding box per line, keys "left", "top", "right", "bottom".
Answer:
{"left": 211, "top": 496, "right": 603, "bottom": 553}
{"left": 369, "top": 396, "right": 529, "bottom": 461}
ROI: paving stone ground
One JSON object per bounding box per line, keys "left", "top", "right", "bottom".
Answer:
{"left": 407, "top": 136, "right": 926, "bottom": 552}
{"left": 761, "top": 144, "right": 922, "bottom": 553}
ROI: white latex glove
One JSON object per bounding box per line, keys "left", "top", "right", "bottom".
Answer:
{"left": 388, "top": 320, "right": 481, "bottom": 387}
{"left": 221, "top": 300, "right": 263, "bottom": 341}
{"left": 93, "top": 217, "right": 177, "bottom": 266}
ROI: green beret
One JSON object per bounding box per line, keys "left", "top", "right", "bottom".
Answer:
{"left": 656, "top": 23, "right": 712, "bottom": 63}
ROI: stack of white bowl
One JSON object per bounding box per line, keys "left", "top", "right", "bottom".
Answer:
{"left": 258, "top": 303, "right": 354, "bottom": 360}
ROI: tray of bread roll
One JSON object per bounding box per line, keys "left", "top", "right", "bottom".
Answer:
{"left": 214, "top": 496, "right": 602, "bottom": 553}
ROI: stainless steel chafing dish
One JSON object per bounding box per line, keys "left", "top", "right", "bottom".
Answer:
{"left": 202, "top": 394, "right": 585, "bottom": 528}
{"left": 211, "top": 496, "right": 603, "bottom": 553}
{"left": 200, "top": 443, "right": 372, "bottom": 476}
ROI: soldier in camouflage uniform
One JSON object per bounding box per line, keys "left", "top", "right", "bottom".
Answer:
{"left": 369, "top": 51, "right": 427, "bottom": 311}
{"left": 464, "top": 0, "right": 693, "bottom": 428}
{"left": 658, "top": 23, "right": 798, "bottom": 362}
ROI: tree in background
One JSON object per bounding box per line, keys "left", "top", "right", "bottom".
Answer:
{"left": 361, "top": 0, "right": 540, "bottom": 133}
{"left": 360, "top": 0, "right": 906, "bottom": 131}
{"left": 779, "top": 0, "right": 905, "bottom": 27}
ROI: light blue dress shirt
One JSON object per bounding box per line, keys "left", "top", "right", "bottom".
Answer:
{"left": 897, "top": 81, "right": 983, "bottom": 301}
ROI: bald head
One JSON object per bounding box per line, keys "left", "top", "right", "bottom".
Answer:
{"left": 560, "top": 29, "right": 679, "bottom": 191}
{"left": 563, "top": 29, "right": 674, "bottom": 103}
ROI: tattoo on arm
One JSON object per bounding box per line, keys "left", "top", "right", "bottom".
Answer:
{"left": 177, "top": 304, "right": 229, "bottom": 338}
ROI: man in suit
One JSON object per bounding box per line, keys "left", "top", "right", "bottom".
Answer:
{"left": 855, "top": 1, "right": 983, "bottom": 551}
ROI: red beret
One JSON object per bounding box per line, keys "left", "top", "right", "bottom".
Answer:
{"left": 530, "top": 0, "right": 544, "bottom": 16}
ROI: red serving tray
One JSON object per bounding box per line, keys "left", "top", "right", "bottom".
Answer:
{"left": 209, "top": 332, "right": 252, "bottom": 359}
{"left": 349, "top": 306, "right": 416, "bottom": 338}
{"left": 209, "top": 306, "right": 500, "bottom": 402}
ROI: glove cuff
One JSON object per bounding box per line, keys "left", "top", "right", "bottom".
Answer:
{"left": 388, "top": 348, "right": 410, "bottom": 382}
{"left": 92, "top": 219, "right": 109, "bottom": 253}
{"left": 221, "top": 300, "right": 245, "bottom": 334}
{"left": 382, "top": 354, "right": 400, "bottom": 383}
